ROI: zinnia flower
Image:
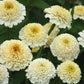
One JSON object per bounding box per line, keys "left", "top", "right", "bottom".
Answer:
{"left": 50, "top": 33, "right": 80, "bottom": 61}
{"left": 0, "top": 40, "right": 33, "bottom": 71}
{"left": 44, "top": 22, "right": 60, "bottom": 47}
{"left": 57, "top": 61, "right": 81, "bottom": 84}
{"left": 25, "top": 58, "right": 56, "bottom": 84}
{"left": 19, "top": 23, "right": 48, "bottom": 48}
{"left": 0, "top": 64, "right": 9, "bottom": 84}
{"left": 77, "top": 30, "right": 84, "bottom": 47}
{"left": 73, "top": 5, "right": 84, "bottom": 20}
{"left": 0, "top": 0, "right": 26, "bottom": 28}
{"left": 44, "top": 5, "right": 72, "bottom": 28}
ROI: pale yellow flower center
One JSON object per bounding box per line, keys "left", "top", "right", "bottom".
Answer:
{"left": 11, "top": 44, "right": 21, "bottom": 56}
{"left": 30, "top": 27, "right": 40, "bottom": 34}
{"left": 63, "top": 39, "right": 69, "bottom": 44}
{"left": 4, "top": 1, "right": 14, "bottom": 10}
{"left": 68, "top": 65, "right": 76, "bottom": 73}
{"left": 76, "top": 6, "right": 84, "bottom": 12}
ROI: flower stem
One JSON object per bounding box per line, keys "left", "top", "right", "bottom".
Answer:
{"left": 36, "top": 46, "right": 44, "bottom": 58}
{"left": 26, "top": 79, "right": 28, "bottom": 84}
{"left": 48, "top": 24, "right": 55, "bottom": 35}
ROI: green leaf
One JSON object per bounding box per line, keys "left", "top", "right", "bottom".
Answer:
{"left": 68, "top": 19, "right": 84, "bottom": 37}
{"left": 79, "top": 0, "right": 84, "bottom": 5}
{"left": 9, "top": 70, "right": 26, "bottom": 84}
{"left": 57, "top": 0, "right": 66, "bottom": 5}
{"left": 30, "top": 0, "right": 49, "bottom": 10}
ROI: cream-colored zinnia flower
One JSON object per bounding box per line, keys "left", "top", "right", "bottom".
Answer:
{"left": 25, "top": 58, "right": 56, "bottom": 84}
{"left": 77, "top": 30, "right": 84, "bottom": 47}
{"left": 0, "top": 0, "right": 26, "bottom": 28}
{"left": 73, "top": 5, "right": 84, "bottom": 20}
{"left": 0, "top": 64, "right": 9, "bottom": 84}
{"left": 57, "top": 61, "right": 81, "bottom": 84}
{"left": 19, "top": 23, "right": 48, "bottom": 48}
{"left": 44, "top": 5, "right": 72, "bottom": 28}
{"left": 0, "top": 40, "right": 33, "bottom": 71}
{"left": 50, "top": 33, "right": 80, "bottom": 61}
{"left": 44, "top": 23, "right": 60, "bottom": 47}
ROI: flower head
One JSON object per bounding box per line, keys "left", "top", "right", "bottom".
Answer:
{"left": 77, "top": 30, "right": 84, "bottom": 47}
{"left": 0, "top": 0, "right": 26, "bottom": 28}
{"left": 19, "top": 23, "right": 48, "bottom": 48}
{"left": 0, "top": 64, "right": 9, "bottom": 84}
{"left": 57, "top": 61, "right": 81, "bottom": 84}
{"left": 73, "top": 5, "right": 84, "bottom": 20}
{"left": 44, "top": 5, "right": 72, "bottom": 28}
{"left": 25, "top": 58, "right": 56, "bottom": 84}
{"left": 50, "top": 33, "right": 80, "bottom": 61}
{"left": 44, "top": 23, "right": 60, "bottom": 47}
{"left": 0, "top": 40, "right": 33, "bottom": 71}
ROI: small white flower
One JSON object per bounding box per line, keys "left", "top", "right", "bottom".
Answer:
{"left": 19, "top": 23, "right": 48, "bottom": 48}
{"left": 25, "top": 58, "right": 56, "bottom": 84}
{"left": 0, "top": 0, "right": 26, "bottom": 28}
{"left": 73, "top": 5, "right": 84, "bottom": 20}
{"left": 57, "top": 61, "right": 81, "bottom": 84}
{"left": 50, "top": 33, "right": 80, "bottom": 61}
{"left": 78, "top": 30, "right": 84, "bottom": 47}
{"left": 0, "top": 40, "right": 33, "bottom": 71}
{"left": 44, "top": 5, "right": 72, "bottom": 28}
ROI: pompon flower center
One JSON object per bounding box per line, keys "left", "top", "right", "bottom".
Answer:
{"left": 40, "top": 63, "right": 45, "bottom": 67}
{"left": 30, "top": 27, "right": 40, "bottom": 34}
{"left": 68, "top": 65, "right": 76, "bottom": 73}
{"left": 4, "top": 1, "right": 14, "bottom": 10}
{"left": 38, "top": 63, "right": 47, "bottom": 71}
{"left": 63, "top": 39, "right": 69, "bottom": 44}
{"left": 11, "top": 44, "right": 21, "bottom": 55}
{"left": 75, "top": 6, "right": 84, "bottom": 12}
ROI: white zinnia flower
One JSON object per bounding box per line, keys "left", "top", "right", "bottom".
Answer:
{"left": 0, "top": 64, "right": 9, "bottom": 84}
{"left": 0, "top": 40, "right": 33, "bottom": 71}
{"left": 77, "top": 30, "right": 84, "bottom": 47}
{"left": 19, "top": 23, "right": 48, "bottom": 48}
{"left": 44, "top": 22, "right": 60, "bottom": 47}
{"left": 44, "top": 5, "right": 72, "bottom": 28}
{"left": 73, "top": 5, "right": 84, "bottom": 20}
{"left": 50, "top": 33, "right": 80, "bottom": 61}
{"left": 0, "top": 0, "right": 26, "bottom": 28}
{"left": 25, "top": 58, "right": 56, "bottom": 84}
{"left": 57, "top": 61, "right": 81, "bottom": 84}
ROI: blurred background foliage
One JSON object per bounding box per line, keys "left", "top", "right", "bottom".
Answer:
{"left": 0, "top": 0, "right": 84, "bottom": 84}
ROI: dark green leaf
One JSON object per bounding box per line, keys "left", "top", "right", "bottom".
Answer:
{"left": 30, "top": 0, "right": 49, "bottom": 10}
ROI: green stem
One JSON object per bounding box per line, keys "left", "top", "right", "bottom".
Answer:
{"left": 26, "top": 79, "right": 28, "bottom": 84}
{"left": 79, "top": 48, "right": 84, "bottom": 55}
{"left": 36, "top": 46, "right": 44, "bottom": 58}
{"left": 7, "top": 27, "right": 12, "bottom": 40}
{"left": 48, "top": 24, "right": 55, "bottom": 35}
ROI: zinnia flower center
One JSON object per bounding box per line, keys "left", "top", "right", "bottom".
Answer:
{"left": 11, "top": 44, "right": 21, "bottom": 55}
{"left": 40, "top": 63, "right": 45, "bottom": 67}
{"left": 63, "top": 39, "right": 69, "bottom": 44}
{"left": 68, "top": 65, "right": 75, "bottom": 73}
{"left": 5, "top": 1, "right": 14, "bottom": 10}
{"left": 76, "top": 7, "right": 84, "bottom": 12}
{"left": 30, "top": 27, "right": 40, "bottom": 34}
